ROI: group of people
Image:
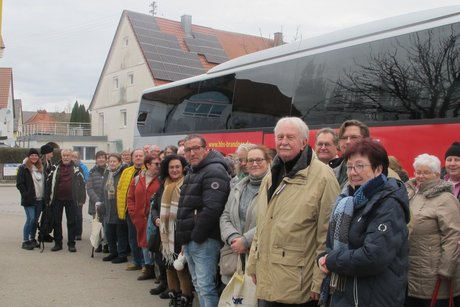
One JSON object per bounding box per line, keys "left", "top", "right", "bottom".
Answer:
{"left": 15, "top": 116, "right": 460, "bottom": 307}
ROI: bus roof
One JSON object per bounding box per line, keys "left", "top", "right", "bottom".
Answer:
{"left": 142, "top": 5, "right": 460, "bottom": 97}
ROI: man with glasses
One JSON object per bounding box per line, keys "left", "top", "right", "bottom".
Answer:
{"left": 314, "top": 127, "right": 339, "bottom": 166}
{"left": 246, "top": 117, "right": 339, "bottom": 307}
{"left": 176, "top": 134, "right": 231, "bottom": 307}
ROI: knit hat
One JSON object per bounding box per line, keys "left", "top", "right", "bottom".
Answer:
{"left": 40, "top": 144, "right": 54, "bottom": 155}
{"left": 445, "top": 141, "right": 460, "bottom": 159}
{"left": 27, "top": 148, "right": 40, "bottom": 157}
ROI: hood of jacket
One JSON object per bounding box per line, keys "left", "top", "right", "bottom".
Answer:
{"left": 406, "top": 178, "right": 454, "bottom": 199}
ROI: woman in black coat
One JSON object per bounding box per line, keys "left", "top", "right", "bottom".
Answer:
{"left": 16, "top": 148, "right": 45, "bottom": 250}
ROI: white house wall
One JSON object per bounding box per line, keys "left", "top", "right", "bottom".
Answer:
{"left": 91, "top": 13, "right": 155, "bottom": 151}
{"left": 0, "top": 84, "right": 15, "bottom": 146}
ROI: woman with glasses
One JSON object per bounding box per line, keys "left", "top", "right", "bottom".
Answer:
{"left": 127, "top": 155, "right": 161, "bottom": 281}
{"left": 220, "top": 145, "right": 272, "bottom": 284}
{"left": 405, "top": 154, "right": 460, "bottom": 307}
{"left": 318, "top": 139, "right": 410, "bottom": 307}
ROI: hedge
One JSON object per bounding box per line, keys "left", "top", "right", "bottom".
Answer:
{"left": 0, "top": 148, "right": 61, "bottom": 163}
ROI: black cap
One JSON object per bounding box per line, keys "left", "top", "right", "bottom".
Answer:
{"left": 27, "top": 148, "right": 40, "bottom": 156}
{"left": 40, "top": 144, "right": 54, "bottom": 155}
{"left": 445, "top": 141, "right": 460, "bottom": 159}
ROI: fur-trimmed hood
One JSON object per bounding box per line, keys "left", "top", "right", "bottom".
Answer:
{"left": 406, "top": 178, "right": 454, "bottom": 199}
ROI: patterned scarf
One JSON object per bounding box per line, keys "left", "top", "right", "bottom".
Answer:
{"left": 319, "top": 174, "right": 386, "bottom": 305}
{"left": 160, "top": 176, "right": 184, "bottom": 265}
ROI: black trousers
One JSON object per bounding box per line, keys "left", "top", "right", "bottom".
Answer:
{"left": 75, "top": 204, "right": 83, "bottom": 237}
{"left": 258, "top": 299, "right": 319, "bottom": 307}
{"left": 53, "top": 199, "right": 76, "bottom": 246}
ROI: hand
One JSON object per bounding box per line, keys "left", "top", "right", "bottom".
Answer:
{"left": 230, "top": 237, "right": 247, "bottom": 254}
{"left": 310, "top": 292, "right": 319, "bottom": 301}
{"left": 318, "top": 255, "right": 329, "bottom": 274}
{"left": 95, "top": 202, "right": 102, "bottom": 207}
{"left": 155, "top": 218, "right": 160, "bottom": 227}
{"left": 251, "top": 274, "right": 257, "bottom": 285}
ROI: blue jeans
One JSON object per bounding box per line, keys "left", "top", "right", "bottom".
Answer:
{"left": 23, "top": 201, "right": 43, "bottom": 241}
{"left": 183, "top": 238, "right": 220, "bottom": 307}
{"left": 142, "top": 248, "right": 152, "bottom": 266}
{"left": 126, "top": 214, "right": 143, "bottom": 266}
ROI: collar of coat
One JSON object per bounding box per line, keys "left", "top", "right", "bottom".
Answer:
{"left": 407, "top": 178, "right": 454, "bottom": 199}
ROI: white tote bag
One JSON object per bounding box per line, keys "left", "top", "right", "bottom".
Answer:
{"left": 218, "top": 255, "right": 257, "bottom": 307}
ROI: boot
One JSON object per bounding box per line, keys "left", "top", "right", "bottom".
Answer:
{"left": 150, "top": 279, "right": 167, "bottom": 295}
{"left": 180, "top": 295, "right": 194, "bottom": 307}
{"left": 102, "top": 244, "right": 109, "bottom": 253}
{"left": 137, "top": 264, "right": 156, "bottom": 280}
{"left": 168, "top": 291, "right": 181, "bottom": 307}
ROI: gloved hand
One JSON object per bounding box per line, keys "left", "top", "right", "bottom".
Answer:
{"left": 96, "top": 202, "right": 105, "bottom": 216}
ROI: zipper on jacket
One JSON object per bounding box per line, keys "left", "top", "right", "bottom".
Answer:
{"left": 274, "top": 183, "right": 287, "bottom": 196}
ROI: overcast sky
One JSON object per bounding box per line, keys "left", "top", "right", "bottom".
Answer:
{"left": 2, "top": 0, "right": 460, "bottom": 112}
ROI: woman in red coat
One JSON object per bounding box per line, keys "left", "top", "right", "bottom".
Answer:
{"left": 127, "top": 154, "right": 161, "bottom": 280}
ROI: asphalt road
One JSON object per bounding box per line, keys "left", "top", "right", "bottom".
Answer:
{"left": 0, "top": 185, "right": 170, "bottom": 307}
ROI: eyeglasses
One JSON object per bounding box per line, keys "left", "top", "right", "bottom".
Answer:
{"left": 184, "top": 145, "right": 203, "bottom": 153}
{"left": 238, "top": 158, "right": 247, "bottom": 164}
{"left": 340, "top": 135, "right": 362, "bottom": 141}
{"left": 316, "top": 142, "right": 333, "bottom": 148}
{"left": 149, "top": 162, "right": 160, "bottom": 167}
{"left": 247, "top": 158, "right": 266, "bottom": 165}
{"left": 346, "top": 164, "right": 370, "bottom": 173}
{"left": 415, "top": 170, "right": 434, "bottom": 176}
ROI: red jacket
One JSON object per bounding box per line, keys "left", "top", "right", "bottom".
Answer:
{"left": 127, "top": 172, "right": 159, "bottom": 248}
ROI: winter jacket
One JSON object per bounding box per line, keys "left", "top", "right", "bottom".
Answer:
{"left": 406, "top": 178, "right": 460, "bottom": 299}
{"left": 127, "top": 172, "right": 160, "bottom": 248}
{"left": 45, "top": 161, "right": 86, "bottom": 206}
{"left": 324, "top": 177, "right": 410, "bottom": 307}
{"left": 86, "top": 165, "right": 106, "bottom": 215}
{"left": 16, "top": 161, "right": 44, "bottom": 206}
{"left": 176, "top": 150, "right": 231, "bottom": 245}
{"left": 246, "top": 149, "right": 340, "bottom": 304}
{"left": 219, "top": 175, "right": 262, "bottom": 281}
{"left": 116, "top": 165, "right": 144, "bottom": 220}
{"left": 102, "top": 164, "right": 126, "bottom": 224}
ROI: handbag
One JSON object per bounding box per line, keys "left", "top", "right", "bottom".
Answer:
{"left": 430, "top": 278, "right": 454, "bottom": 307}
{"left": 218, "top": 255, "right": 257, "bottom": 307}
{"left": 220, "top": 244, "right": 238, "bottom": 276}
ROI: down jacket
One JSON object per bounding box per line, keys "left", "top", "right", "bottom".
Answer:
{"left": 116, "top": 165, "right": 144, "bottom": 220}
{"left": 176, "top": 150, "right": 230, "bottom": 245}
{"left": 45, "top": 161, "right": 86, "bottom": 206}
{"left": 86, "top": 165, "right": 106, "bottom": 215}
{"left": 406, "top": 178, "right": 460, "bottom": 299}
{"left": 246, "top": 148, "right": 340, "bottom": 304}
{"left": 16, "top": 160, "right": 44, "bottom": 206}
{"left": 324, "top": 177, "right": 410, "bottom": 307}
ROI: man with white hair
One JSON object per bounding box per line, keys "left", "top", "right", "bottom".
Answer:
{"left": 45, "top": 149, "right": 86, "bottom": 252}
{"left": 246, "top": 117, "right": 339, "bottom": 306}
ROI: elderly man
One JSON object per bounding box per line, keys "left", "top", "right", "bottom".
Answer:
{"left": 246, "top": 117, "right": 339, "bottom": 306}
{"left": 45, "top": 149, "right": 86, "bottom": 252}
{"left": 444, "top": 141, "right": 460, "bottom": 200}
{"left": 314, "top": 127, "right": 339, "bottom": 166}
{"left": 176, "top": 134, "right": 230, "bottom": 307}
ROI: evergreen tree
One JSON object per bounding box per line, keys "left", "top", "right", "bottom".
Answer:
{"left": 70, "top": 101, "right": 79, "bottom": 122}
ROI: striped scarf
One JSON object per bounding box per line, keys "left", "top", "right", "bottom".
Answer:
{"left": 160, "top": 176, "right": 184, "bottom": 265}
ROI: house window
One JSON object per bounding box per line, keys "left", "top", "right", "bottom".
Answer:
{"left": 73, "top": 146, "right": 96, "bottom": 161}
{"left": 128, "top": 73, "right": 134, "bottom": 85}
{"left": 120, "top": 109, "right": 127, "bottom": 127}
{"left": 99, "top": 113, "right": 104, "bottom": 135}
{"left": 123, "top": 36, "right": 129, "bottom": 47}
{"left": 113, "top": 77, "right": 119, "bottom": 89}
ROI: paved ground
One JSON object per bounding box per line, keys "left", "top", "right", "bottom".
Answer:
{"left": 0, "top": 185, "right": 170, "bottom": 307}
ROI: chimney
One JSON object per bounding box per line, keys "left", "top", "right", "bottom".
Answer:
{"left": 273, "top": 32, "right": 284, "bottom": 46}
{"left": 181, "top": 15, "right": 193, "bottom": 38}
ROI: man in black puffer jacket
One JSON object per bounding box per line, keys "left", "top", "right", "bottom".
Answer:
{"left": 176, "top": 134, "right": 230, "bottom": 307}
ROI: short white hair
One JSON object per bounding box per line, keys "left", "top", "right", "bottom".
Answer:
{"left": 236, "top": 143, "right": 256, "bottom": 154}
{"left": 274, "top": 117, "right": 309, "bottom": 140}
{"left": 413, "top": 153, "right": 441, "bottom": 173}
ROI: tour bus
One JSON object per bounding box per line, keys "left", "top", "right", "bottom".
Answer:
{"left": 135, "top": 6, "right": 460, "bottom": 172}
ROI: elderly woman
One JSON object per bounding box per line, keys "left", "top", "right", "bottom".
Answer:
{"left": 220, "top": 145, "right": 272, "bottom": 284}
{"left": 405, "top": 154, "right": 460, "bottom": 307}
{"left": 444, "top": 142, "right": 460, "bottom": 200}
{"left": 318, "top": 139, "right": 410, "bottom": 306}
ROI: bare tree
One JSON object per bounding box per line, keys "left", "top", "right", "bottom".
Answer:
{"left": 334, "top": 27, "right": 460, "bottom": 119}
{"left": 149, "top": 1, "right": 157, "bottom": 16}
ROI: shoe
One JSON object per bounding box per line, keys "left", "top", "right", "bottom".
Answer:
{"left": 150, "top": 280, "right": 168, "bottom": 295}
{"left": 180, "top": 295, "right": 194, "bottom": 307}
{"left": 30, "top": 239, "right": 40, "bottom": 248}
{"left": 51, "top": 244, "right": 63, "bottom": 252}
{"left": 137, "top": 264, "right": 156, "bottom": 280}
{"left": 21, "top": 241, "right": 34, "bottom": 250}
{"left": 75, "top": 235, "right": 82, "bottom": 241}
{"left": 103, "top": 254, "right": 117, "bottom": 262}
{"left": 126, "top": 263, "right": 142, "bottom": 271}
{"left": 95, "top": 244, "right": 102, "bottom": 253}
{"left": 159, "top": 289, "right": 171, "bottom": 299}
{"left": 68, "top": 245, "right": 77, "bottom": 252}
{"left": 102, "top": 244, "right": 109, "bottom": 254}
{"left": 168, "top": 291, "right": 181, "bottom": 307}
{"left": 111, "top": 256, "right": 128, "bottom": 264}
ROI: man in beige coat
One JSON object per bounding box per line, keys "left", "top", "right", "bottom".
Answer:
{"left": 246, "top": 117, "right": 340, "bottom": 306}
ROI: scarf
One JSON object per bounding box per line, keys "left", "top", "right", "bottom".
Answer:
{"left": 319, "top": 174, "right": 386, "bottom": 305}
{"left": 160, "top": 176, "right": 184, "bottom": 265}
{"left": 106, "top": 171, "right": 115, "bottom": 200}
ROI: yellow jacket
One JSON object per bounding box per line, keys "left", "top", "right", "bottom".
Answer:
{"left": 116, "top": 165, "right": 144, "bottom": 220}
